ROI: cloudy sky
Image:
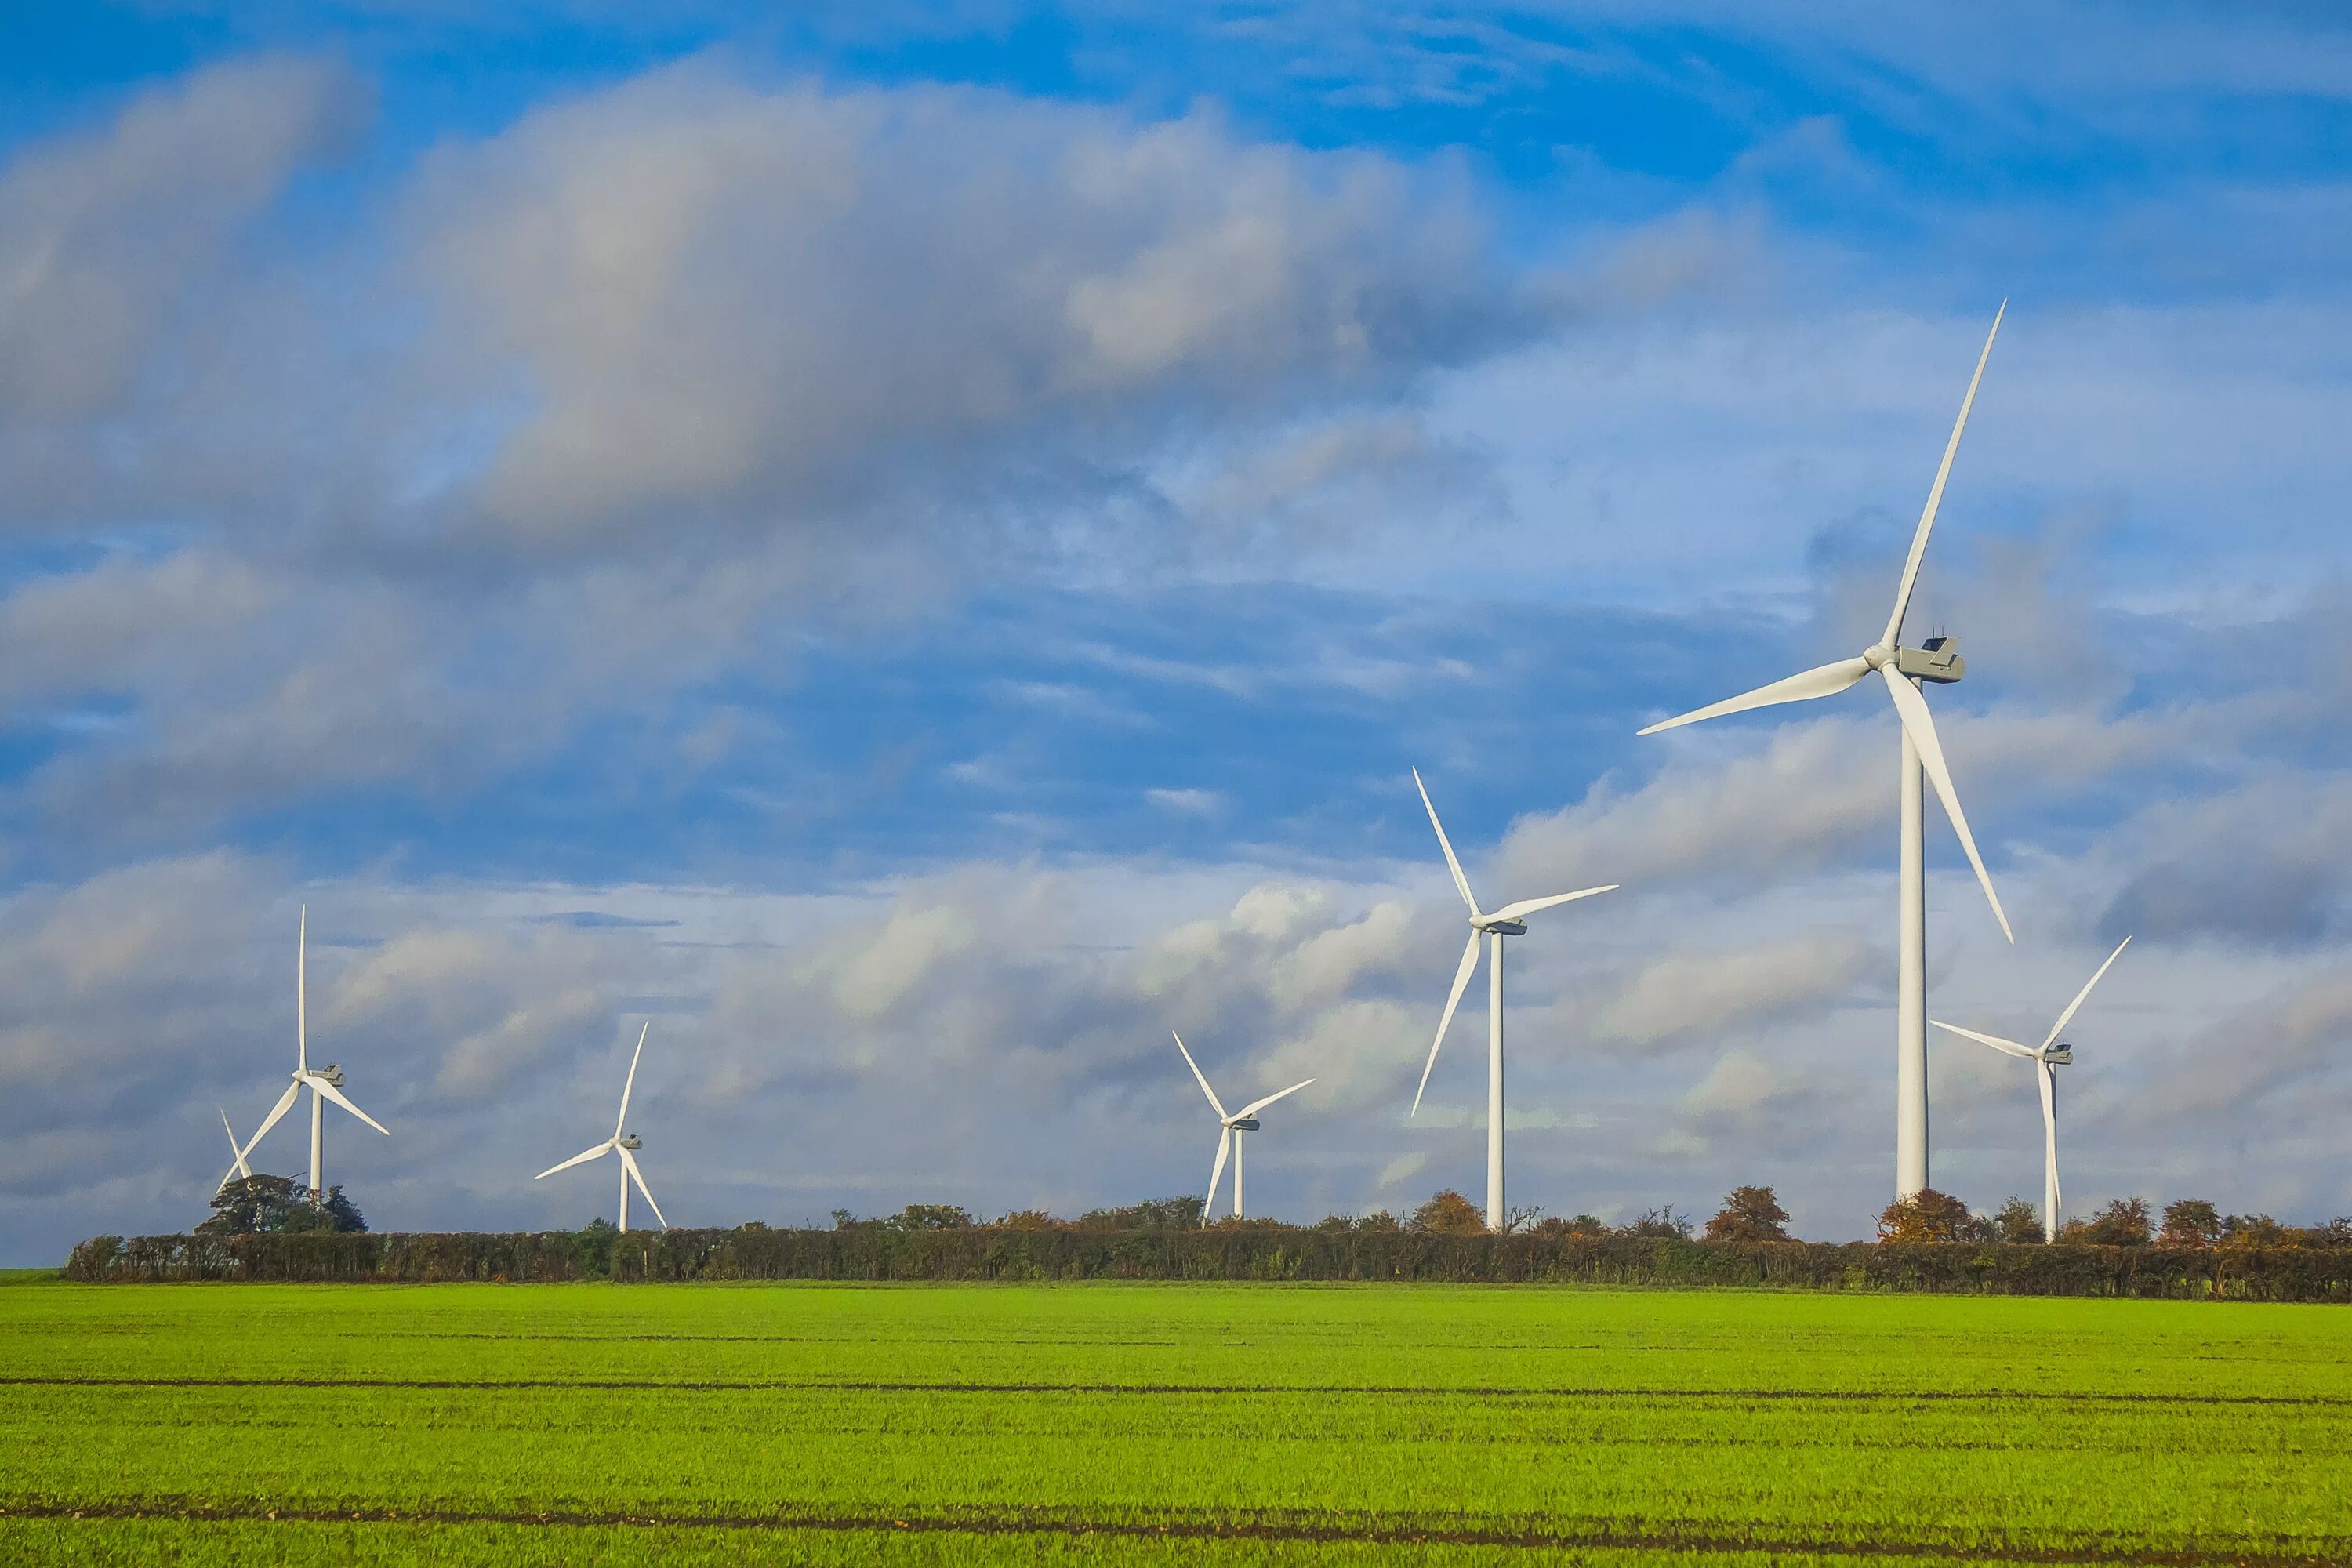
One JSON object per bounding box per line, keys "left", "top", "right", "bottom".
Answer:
{"left": 2, "top": 2, "right": 2347, "bottom": 1261}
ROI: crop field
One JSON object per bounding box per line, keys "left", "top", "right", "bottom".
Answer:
{"left": 0, "top": 1279, "right": 2347, "bottom": 1566}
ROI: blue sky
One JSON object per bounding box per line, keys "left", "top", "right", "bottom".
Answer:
{"left": 2, "top": 2, "right": 2350, "bottom": 1261}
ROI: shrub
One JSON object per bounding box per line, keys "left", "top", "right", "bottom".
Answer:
{"left": 1704, "top": 1185, "right": 1791, "bottom": 1243}
{"left": 2220, "top": 1212, "right": 2288, "bottom": 1246}
{"left": 1532, "top": 1214, "right": 1610, "bottom": 1239}
{"left": 1877, "top": 1189, "right": 1973, "bottom": 1244}
{"left": 1409, "top": 1190, "right": 1486, "bottom": 1236}
{"left": 891, "top": 1204, "right": 975, "bottom": 1231}
{"left": 1621, "top": 1206, "right": 1694, "bottom": 1240}
{"left": 1990, "top": 1196, "right": 2042, "bottom": 1244}
{"left": 1352, "top": 1210, "right": 1403, "bottom": 1233}
{"left": 1076, "top": 1197, "right": 1205, "bottom": 1230}
{"left": 996, "top": 1209, "right": 1062, "bottom": 1229}
{"left": 2160, "top": 1199, "right": 2220, "bottom": 1248}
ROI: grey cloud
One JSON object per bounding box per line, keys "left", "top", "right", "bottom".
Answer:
{"left": 2100, "top": 777, "right": 2352, "bottom": 949}
{"left": 1595, "top": 930, "right": 1872, "bottom": 1048}
{"left": 0, "top": 55, "right": 362, "bottom": 423}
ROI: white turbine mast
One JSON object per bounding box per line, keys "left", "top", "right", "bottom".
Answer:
{"left": 238, "top": 906, "right": 390, "bottom": 1202}
{"left": 1409, "top": 768, "right": 1617, "bottom": 1232}
{"left": 216, "top": 1106, "right": 252, "bottom": 1194}
{"left": 1173, "top": 1032, "right": 1312, "bottom": 1222}
{"left": 536, "top": 1022, "right": 667, "bottom": 1232}
{"left": 1934, "top": 935, "right": 2129, "bottom": 1243}
{"left": 1635, "top": 303, "right": 2014, "bottom": 1201}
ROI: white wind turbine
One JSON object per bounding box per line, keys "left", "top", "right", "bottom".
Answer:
{"left": 1410, "top": 768, "right": 1617, "bottom": 1231}
{"left": 1934, "top": 936, "right": 2129, "bottom": 1243}
{"left": 1635, "top": 304, "right": 2014, "bottom": 1201}
{"left": 536, "top": 1022, "right": 667, "bottom": 1232}
{"left": 216, "top": 1107, "right": 252, "bottom": 1193}
{"left": 240, "top": 906, "right": 390, "bottom": 1199}
{"left": 1173, "top": 1032, "right": 1312, "bottom": 1222}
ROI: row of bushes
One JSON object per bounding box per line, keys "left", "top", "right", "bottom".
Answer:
{"left": 64, "top": 1224, "right": 2352, "bottom": 1298}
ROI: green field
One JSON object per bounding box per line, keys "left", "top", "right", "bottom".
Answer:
{"left": 1, "top": 1281, "right": 2346, "bottom": 1566}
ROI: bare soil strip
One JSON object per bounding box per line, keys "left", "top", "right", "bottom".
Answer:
{"left": 0, "top": 1499, "right": 2343, "bottom": 1566}
{"left": 0, "top": 1374, "right": 2341, "bottom": 1407}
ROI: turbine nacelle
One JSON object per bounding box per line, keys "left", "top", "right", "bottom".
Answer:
{"left": 1224, "top": 1116, "right": 1262, "bottom": 1133}
{"left": 2042, "top": 1044, "right": 2073, "bottom": 1065}
{"left": 1896, "top": 634, "right": 1965, "bottom": 684}
{"left": 299, "top": 1063, "right": 347, "bottom": 1087}
{"left": 1471, "top": 916, "right": 1528, "bottom": 936}
{"left": 618, "top": 1133, "right": 643, "bottom": 1150}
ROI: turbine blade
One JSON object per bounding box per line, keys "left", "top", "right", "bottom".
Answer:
{"left": 535, "top": 1141, "right": 614, "bottom": 1181}
{"left": 296, "top": 905, "right": 307, "bottom": 1076}
{"left": 218, "top": 1106, "right": 252, "bottom": 1178}
{"left": 1880, "top": 666, "right": 2012, "bottom": 942}
{"left": 618, "top": 1145, "right": 667, "bottom": 1229}
{"left": 2040, "top": 1061, "right": 2060, "bottom": 1217}
{"left": 1236, "top": 1078, "right": 1316, "bottom": 1120}
{"left": 1171, "top": 1032, "right": 1227, "bottom": 1120}
{"left": 311, "top": 1077, "right": 390, "bottom": 1137}
{"left": 247, "top": 1080, "right": 302, "bottom": 1151}
{"left": 1882, "top": 301, "right": 2005, "bottom": 648}
{"left": 1412, "top": 768, "right": 1481, "bottom": 916}
{"left": 1203, "top": 1127, "right": 1231, "bottom": 1216}
{"left": 2039, "top": 936, "right": 2131, "bottom": 1055}
{"left": 615, "top": 1020, "right": 650, "bottom": 1139}
{"left": 1930, "top": 1020, "right": 2038, "bottom": 1059}
{"left": 1636, "top": 657, "right": 1871, "bottom": 736}
{"left": 1488, "top": 885, "right": 1618, "bottom": 923}
{"left": 1412, "top": 932, "right": 1483, "bottom": 1116}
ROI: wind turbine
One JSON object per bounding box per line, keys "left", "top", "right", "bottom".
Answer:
{"left": 1173, "top": 1032, "right": 1312, "bottom": 1221}
{"left": 1410, "top": 768, "right": 1617, "bottom": 1231}
{"left": 1933, "top": 936, "right": 2129, "bottom": 1243}
{"left": 216, "top": 1107, "right": 252, "bottom": 1193}
{"left": 241, "top": 906, "right": 390, "bottom": 1200}
{"left": 536, "top": 1022, "right": 667, "bottom": 1232}
{"left": 1635, "top": 304, "right": 2014, "bottom": 1201}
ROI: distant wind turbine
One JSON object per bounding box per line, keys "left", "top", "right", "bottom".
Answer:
{"left": 216, "top": 1106, "right": 252, "bottom": 1193}
{"left": 1410, "top": 768, "right": 1617, "bottom": 1231}
{"left": 536, "top": 1022, "right": 667, "bottom": 1232}
{"left": 1934, "top": 936, "right": 2129, "bottom": 1243}
{"left": 240, "top": 907, "right": 390, "bottom": 1200}
{"left": 1635, "top": 303, "right": 2014, "bottom": 1201}
{"left": 1173, "top": 1032, "right": 1312, "bottom": 1221}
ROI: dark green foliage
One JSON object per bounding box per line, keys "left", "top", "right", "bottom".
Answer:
{"left": 196, "top": 1175, "right": 366, "bottom": 1236}
{"left": 888, "top": 1204, "right": 974, "bottom": 1230}
{"left": 59, "top": 1224, "right": 2352, "bottom": 1299}
{"left": 1991, "top": 1196, "right": 2043, "bottom": 1243}
{"left": 1704, "top": 1186, "right": 1790, "bottom": 1242}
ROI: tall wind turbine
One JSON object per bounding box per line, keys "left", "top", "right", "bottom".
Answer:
{"left": 216, "top": 1107, "right": 252, "bottom": 1193}
{"left": 1635, "top": 304, "right": 2014, "bottom": 1200}
{"left": 1410, "top": 768, "right": 1617, "bottom": 1231}
{"left": 1173, "top": 1032, "right": 1312, "bottom": 1221}
{"left": 241, "top": 907, "right": 390, "bottom": 1198}
{"left": 1934, "top": 936, "right": 2129, "bottom": 1243}
{"left": 536, "top": 1022, "right": 667, "bottom": 1232}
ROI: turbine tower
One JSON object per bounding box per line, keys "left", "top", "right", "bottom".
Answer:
{"left": 1173, "top": 1032, "right": 1312, "bottom": 1221}
{"left": 1934, "top": 936, "right": 2129, "bottom": 1242}
{"left": 1410, "top": 768, "right": 1617, "bottom": 1231}
{"left": 536, "top": 1022, "right": 667, "bottom": 1232}
{"left": 1635, "top": 305, "right": 2014, "bottom": 1201}
{"left": 240, "top": 906, "right": 390, "bottom": 1198}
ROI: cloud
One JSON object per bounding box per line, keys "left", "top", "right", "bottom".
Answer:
{"left": 1595, "top": 931, "right": 1872, "bottom": 1047}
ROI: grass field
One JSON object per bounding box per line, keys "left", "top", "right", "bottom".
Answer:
{"left": 1, "top": 1279, "right": 2346, "bottom": 1566}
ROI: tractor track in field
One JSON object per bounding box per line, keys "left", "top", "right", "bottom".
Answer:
{"left": 2, "top": 1499, "right": 2347, "bottom": 1565}
{"left": 2, "top": 1374, "right": 2346, "bottom": 1407}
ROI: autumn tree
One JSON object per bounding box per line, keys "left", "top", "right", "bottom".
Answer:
{"left": 1704, "top": 1185, "right": 1791, "bottom": 1242}
{"left": 2060, "top": 1196, "right": 2152, "bottom": 1246}
{"left": 2159, "top": 1199, "right": 2220, "bottom": 1248}
{"left": 1875, "top": 1189, "right": 1974, "bottom": 1243}
{"left": 1989, "top": 1196, "right": 2042, "bottom": 1244}
{"left": 1409, "top": 1189, "right": 1488, "bottom": 1235}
